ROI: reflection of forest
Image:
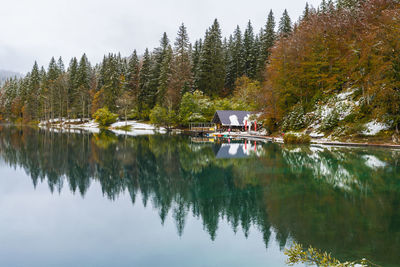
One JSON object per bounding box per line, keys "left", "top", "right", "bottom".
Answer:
{"left": 0, "top": 127, "right": 399, "bottom": 266}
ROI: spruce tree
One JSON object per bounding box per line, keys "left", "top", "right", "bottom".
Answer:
{"left": 226, "top": 25, "right": 245, "bottom": 92}
{"left": 336, "top": 0, "right": 363, "bottom": 10}
{"left": 243, "top": 20, "right": 256, "bottom": 79}
{"left": 157, "top": 45, "right": 173, "bottom": 105}
{"left": 26, "top": 62, "right": 40, "bottom": 120}
{"left": 148, "top": 32, "right": 170, "bottom": 108}
{"left": 191, "top": 39, "right": 202, "bottom": 90}
{"left": 197, "top": 19, "right": 225, "bottom": 97}
{"left": 76, "top": 54, "right": 91, "bottom": 118}
{"left": 127, "top": 50, "right": 140, "bottom": 98}
{"left": 67, "top": 57, "right": 78, "bottom": 118}
{"left": 168, "top": 23, "right": 192, "bottom": 107}
{"left": 47, "top": 57, "right": 60, "bottom": 119}
{"left": 278, "top": 9, "right": 292, "bottom": 37}
{"left": 321, "top": 0, "right": 328, "bottom": 13}
{"left": 57, "top": 57, "right": 65, "bottom": 73}
{"left": 138, "top": 48, "right": 152, "bottom": 117}
{"left": 303, "top": 3, "right": 310, "bottom": 20}
{"left": 257, "top": 10, "right": 276, "bottom": 80}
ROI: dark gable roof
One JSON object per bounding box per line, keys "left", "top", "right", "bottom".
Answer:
{"left": 212, "top": 110, "right": 252, "bottom": 126}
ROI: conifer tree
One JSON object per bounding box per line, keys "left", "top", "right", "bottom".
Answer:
{"left": 126, "top": 50, "right": 140, "bottom": 100}
{"left": 47, "top": 57, "right": 61, "bottom": 119}
{"left": 148, "top": 32, "right": 170, "bottom": 109}
{"left": 76, "top": 54, "right": 91, "bottom": 119}
{"left": 336, "top": 0, "right": 363, "bottom": 10}
{"left": 257, "top": 10, "right": 276, "bottom": 80}
{"left": 191, "top": 39, "right": 202, "bottom": 90}
{"left": 278, "top": 9, "right": 292, "bottom": 37}
{"left": 67, "top": 57, "right": 78, "bottom": 118}
{"left": 157, "top": 45, "right": 173, "bottom": 105}
{"left": 197, "top": 19, "right": 225, "bottom": 97}
{"left": 303, "top": 3, "right": 310, "bottom": 20}
{"left": 226, "top": 25, "right": 245, "bottom": 92}
{"left": 168, "top": 23, "right": 193, "bottom": 107}
{"left": 25, "top": 62, "right": 40, "bottom": 120}
{"left": 321, "top": 0, "right": 328, "bottom": 13}
{"left": 138, "top": 48, "right": 152, "bottom": 117}
{"left": 57, "top": 57, "right": 65, "bottom": 73}
{"left": 243, "top": 20, "right": 257, "bottom": 79}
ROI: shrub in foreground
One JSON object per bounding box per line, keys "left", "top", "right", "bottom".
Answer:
{"left": 94, "top": 107, "right": 118, "bottom": 128}
{"left": 283, "top": 133, "right": 311, "bottom": 144}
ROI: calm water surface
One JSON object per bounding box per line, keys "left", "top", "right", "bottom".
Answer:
{"left": 0, "top": 127, "right": 399, "bottom": 267}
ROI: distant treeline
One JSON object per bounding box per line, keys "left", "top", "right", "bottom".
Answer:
{"left": 1, "top": 0, "right": 399, "bottom": 132}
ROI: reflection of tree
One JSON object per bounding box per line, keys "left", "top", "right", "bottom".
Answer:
{"left": 1, "top": 127, "right": 400, "bottom": 266}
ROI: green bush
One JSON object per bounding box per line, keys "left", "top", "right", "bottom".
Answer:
{"left": 320, "top": 110, "right": 339, "bottom": 132}
{"left": 93, "top": 107, "right": 118, "bottom": 128}
{"left": 283, "top": 133, "right": 311, "bottom": 144}
{"left": 150, "top": 105, "right": 177, "bottom": 128}
{"left": 282, "top": 105, "right": 306, "bottom": 131}
{"left": 345, "top": 123, "right": 367, "bottom": 136}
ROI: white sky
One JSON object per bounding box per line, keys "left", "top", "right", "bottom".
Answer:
{"left": 0, "top": 0, "right": 321, "bottom": 73}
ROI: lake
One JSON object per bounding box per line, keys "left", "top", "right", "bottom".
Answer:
{"left": 0, "top": 126, "right": 399, "bottom": 267}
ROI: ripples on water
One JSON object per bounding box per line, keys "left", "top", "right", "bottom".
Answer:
{"left": 0, "top": 126, "right": 399, "bottom": 266}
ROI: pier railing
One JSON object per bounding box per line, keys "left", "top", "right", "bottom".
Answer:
{"left": 190, "top": 123, "right": 216, "bottom": 133}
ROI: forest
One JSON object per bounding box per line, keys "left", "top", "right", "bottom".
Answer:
{"left": 1, "top": 0, "right": 399, "bottom": 133}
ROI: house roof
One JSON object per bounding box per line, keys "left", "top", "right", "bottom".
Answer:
{"left": 216, "top": 144, "right": 250, "bottom": 159}
{"left": 212, "top": 110, "right": 253, "bottom": 126}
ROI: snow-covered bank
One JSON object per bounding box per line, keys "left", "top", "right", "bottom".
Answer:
{"left": 39, "top": 119, "right": 166, "bottom": 136}
{"left": 281, "top": 88, "right": 394, "bottom": 141}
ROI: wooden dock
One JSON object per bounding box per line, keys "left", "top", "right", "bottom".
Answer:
{"left": 189, "top": 123, "right": 216, "bottom": 135}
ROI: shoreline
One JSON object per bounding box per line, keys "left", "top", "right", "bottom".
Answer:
{"left": 5, "top": 121, "right": 400, "bottom": 149}
{"left": 205, "top": 132, "right": 400, "bottom": 150}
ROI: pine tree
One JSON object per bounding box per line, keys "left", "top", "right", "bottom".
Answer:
{"left": 243, "top": 20, "right": 257, "bottom": 79}
{"left": 67, "top": 57, "right": 78, "bottom": 118}
{"left": 57, "top": 57, "right": 65, "bottom": 73}
{"left": 257, "top": 10, "right": 276, "bottom": 80}
{"left": 168, "top": 23, "right": 193, "bottom": 107}
{"left": 148, "top": 32, "right": 170, "bottom": 109}
{"left": 336, "top": 0, "right": 363, "bottom": 10}
{"left": 321, "top": 0, "right": 328, "bottom": 13}
{"left": 192, "top": 39, "right": 202, "bottom": 90}
{"left": 157, "top": 45, "right": 173, "bottom": 105}
{"left": 105, "top": 54, "right": 122, "bottom": 112}
{"left": 197, "top": 19, "right": 225, "bottom": 97}
{"left": 39, "top": 66, "right": 48, "bottom": 120}
{"left": 127, "top": 50, "right": 140, "bottom": 102}
{"left": 303, "top": 3, "right": 310, "bottom": 20}
{"left": 278, "top": 9, "right": 292, "bottom": 37}
{"left": 47, "top": 57, "right": 61, "bottom": 119}
{"left": 55, "top": 57, "right": 67, "bottom": 119}
{"left": 25, "top": 62, "right": 40, "bottom": 120}
{"left": 138, "top": 48, "right": 152, "bottom": 117}
{"left": 226, "top": 25, "right": 245, "bottom": 92}
{"left": 76, "top": 54, "right": 91, "bottom": 119}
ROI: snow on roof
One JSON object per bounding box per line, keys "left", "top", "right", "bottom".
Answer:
{"left": 212, "top": 110, "right": 255, "bottom": 126}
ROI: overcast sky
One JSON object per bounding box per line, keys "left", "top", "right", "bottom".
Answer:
{"left": 0, "top": 0, "right": 321, "bottom": 73}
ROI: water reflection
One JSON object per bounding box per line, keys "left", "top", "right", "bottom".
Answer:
{"left": 0, "top": 127, "right": 400, "bottom": 266}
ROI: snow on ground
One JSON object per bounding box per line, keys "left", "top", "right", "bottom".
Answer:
{"left": 306, "top": 89, "right": 358, "bottom": 136}
{"left": 362, "top": 120, "right": 389, "bottom": 136}
{"left": 39, "top": 119, "right": 166, "bottom": 136}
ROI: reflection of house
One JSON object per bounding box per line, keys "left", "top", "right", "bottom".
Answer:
{"left": 212, "top": 110, "right": 253, "bottom": 130}
{"left": 216, "top": 144, "right": 249, "bottom": 159}
{"left": 215, "top": 143, "right": 260, "bottom": 159}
